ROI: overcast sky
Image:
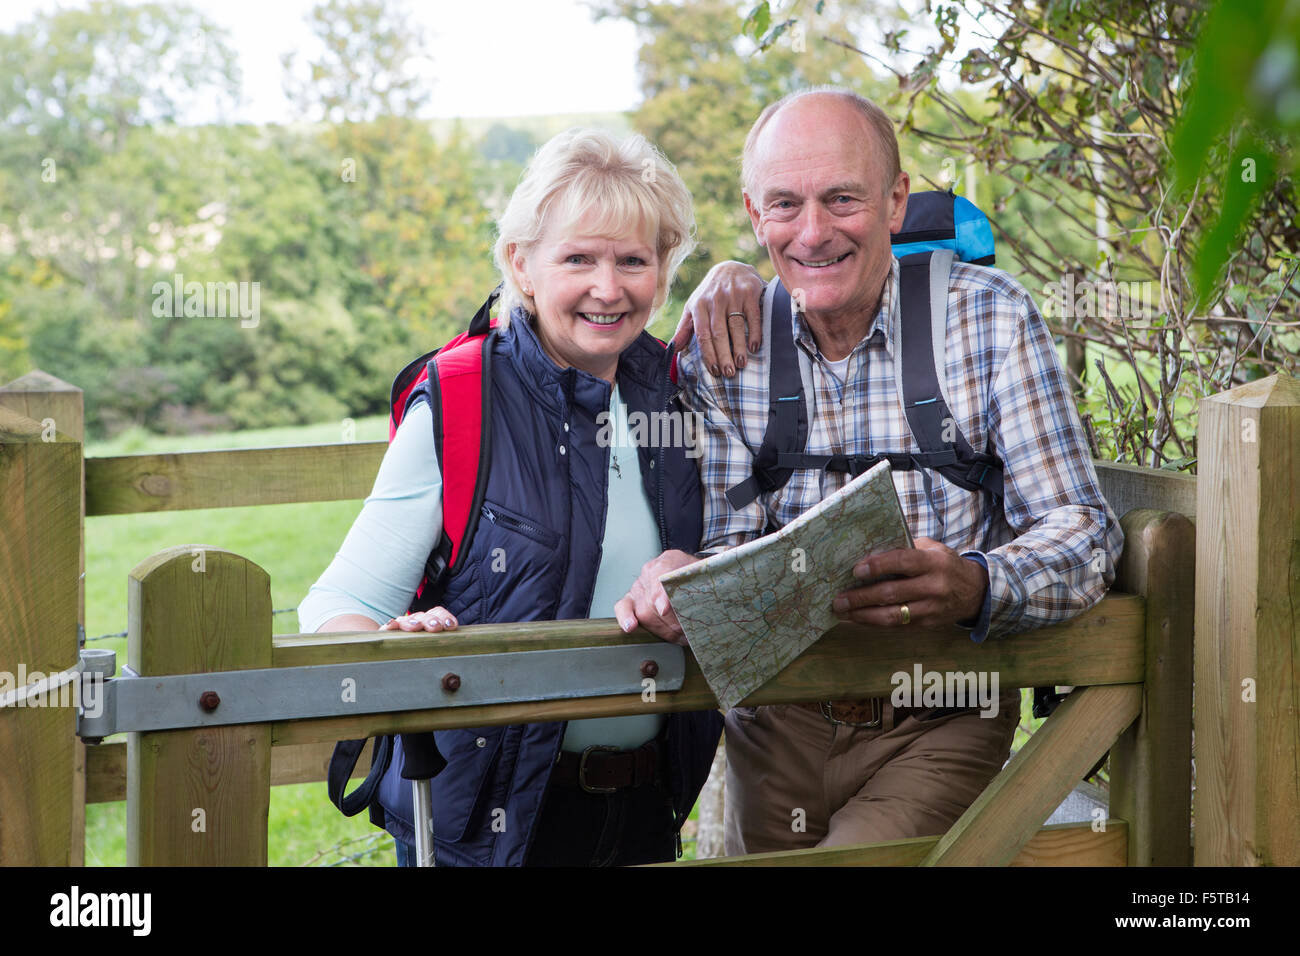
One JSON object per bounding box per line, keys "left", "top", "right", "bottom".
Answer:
{"left": 1, "top": 0, "right": 644, "bottom": 120}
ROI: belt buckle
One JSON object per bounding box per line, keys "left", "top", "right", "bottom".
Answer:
{"left": 820, "top": 699, "right": 882, "bottom": 728}
{"left": 578, "top": 745, "right": 621, "bottom": 794}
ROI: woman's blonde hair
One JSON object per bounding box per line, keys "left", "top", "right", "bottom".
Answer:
{"left": 492, "top": 127, "right": 696, "bottom": 329}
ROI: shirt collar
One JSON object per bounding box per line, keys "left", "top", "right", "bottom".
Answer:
{"left": 503, "top": 306, "right": 669, "bottom": 414}
{"left": 790, "top": 256, "right": 900, "bottom": 361}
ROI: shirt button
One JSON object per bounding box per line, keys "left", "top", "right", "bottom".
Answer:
{"left": 559, "top": 445, "right": 566, "bottom": 455}
{"left": 563, "top": 422, "right": 569, "bottom": 432}
{"left": 475, "top": 737, "right": 486, "bottom": 748}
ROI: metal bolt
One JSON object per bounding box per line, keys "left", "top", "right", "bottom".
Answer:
{"left": 640, "top": 659, "right": 659, "bottom": 679}
{"left": 199, "top": 690, "right": 220, "bottom": 712}
{"left": 441, "top": 673, "right": 461, "bottom": 693}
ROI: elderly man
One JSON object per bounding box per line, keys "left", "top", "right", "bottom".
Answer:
{"left": 616, "top": 87, "right": 1122, "bottom": 855}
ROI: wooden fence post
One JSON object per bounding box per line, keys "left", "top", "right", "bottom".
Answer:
{"left": 127, "top": 545, "right": 273, "bottom": 865}
{"left": 0, "top": 370, "right": 87, "bottom": 865}
{"left": 1109, "top": 508, "right": 1196, "bottom": 866}
{"left": 0, "top": 402, "right": 81, "bottom": 864}
{"left": 1194, "top": 373, "right": 1300, "bottom": 866}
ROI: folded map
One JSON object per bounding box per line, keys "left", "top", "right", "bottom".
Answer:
{"left": 659, "top": 461, "right": 912, "bottom": 711}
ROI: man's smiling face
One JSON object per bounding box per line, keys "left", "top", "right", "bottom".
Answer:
{"left": 744, "top": 94, "right": 909, "bottom": 329}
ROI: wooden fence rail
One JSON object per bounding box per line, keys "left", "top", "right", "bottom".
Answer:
{"left": 83, "top": 445, "right": 1195, "bottom": 519}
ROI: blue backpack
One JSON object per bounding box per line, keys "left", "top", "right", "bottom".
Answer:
{"left": 724, "top": 189, "right": 1005, "bottom": 513}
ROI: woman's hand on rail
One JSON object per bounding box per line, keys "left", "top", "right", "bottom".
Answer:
{"left": 379, "top": 607, "right": 460, "bottom": 632}
{"left": 614, "top": 549, "right": 701, "bottom": 645}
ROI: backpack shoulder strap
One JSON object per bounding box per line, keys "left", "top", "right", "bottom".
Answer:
{"left": 896, "top": 250, "right": 1004, "bottom": 500}
{"left": 406, "top": 330, "right": 495, "bottom": 604}
{"left": 896, "top": 248, "right": 958, "bottom": 465}
{"left": 327, "top": 735, "right": 393, "bottom": 817}
{"left": 725, "top": 280, "right": 808, "bottom": 511}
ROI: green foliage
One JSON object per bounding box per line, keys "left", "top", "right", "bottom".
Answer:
{"left": 1171, "top": 0, "right": 1299, "bottom": 301}
{"left": 281, "top": 0, "right": 431, "bottom": 123}
{"left": 0, "top": 0, "right": 507, "bottom": 437}
{"left": 0, "top": 0, "right": 240, "bottom": 164}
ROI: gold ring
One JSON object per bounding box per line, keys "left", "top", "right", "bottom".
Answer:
{"left": 899, "top": 604, "right": 911, "bottom": 625}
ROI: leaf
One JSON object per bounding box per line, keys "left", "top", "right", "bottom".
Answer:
{"left": 1191, "top": 134, "right": 1279, "bottom": 304}
{"left": 1169, "top": 0, "right": 1281, "bottom": 195}
{"left": 761, "top": 20, "right": 792, "bottom": 50}
{"left": 744, "top": 2, "right": 771, "bottom": 40}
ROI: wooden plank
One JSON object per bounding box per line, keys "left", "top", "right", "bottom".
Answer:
{"left": 267, "top": 740, "right": 372, "bottom": 787}
{"left": 85, "top": 442, "right": 385, "bottom": 515}
{"left": 1007, "top": 819, "right": 1128, "bottom": 866}
{"left": 0, "top": 404, "right": 81, "bottom": 865}
{"left": 81, "top": 445, "right": 1194, "bottom": 520}
{"left": 1109, "top": 509, "right": 1195, "bottom": 865}
{"left": 270, "top": 595, "right": 1144, "bottom": 747}
{"left": 86, "top": 741, "right": 127, "bottom": 805}
{"left": 1, "top": 370, "right": 88, "bottom": 866}
{"left": 127, "top": 546, "right": 273, "bottom": 865}
{"left": 0, "top": 676, "right": 79, "bottom": 865}
{"left": 920, "top": 683, "right": 1143, "bottom": 866}
{"left": 1094, "top": 459, "right": 1196, "bottom": 520}
{"left": 668, "top": 820, "right": 1127, "bottom": 867}
{"left": 1194, "top": 374, "right": 1300, "bottom": 866}
{"left": 87, "top": 739, "right": 372, "bottom": 803}
{"left": 83, "top": 450, "right": 1192, "bottom": 526}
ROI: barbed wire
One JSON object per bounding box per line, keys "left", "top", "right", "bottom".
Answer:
{"left": 299, "top": 831, "right": 389, "bottom": 867}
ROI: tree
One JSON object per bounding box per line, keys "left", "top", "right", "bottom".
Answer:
{"left": 741, "top": 0, "right": 1298, "bottom": 468}
{"left": 281, "top": 0, "right": 432, "bottom": 124}
{"left": 0, "top": 1, "right": 242, "bottom": 429}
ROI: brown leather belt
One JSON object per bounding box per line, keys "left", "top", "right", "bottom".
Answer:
{"left": 794, "top": 698, "right": 884, "bottom": 726}
{"left": 551, "top": 742, "right": 663, "bottom": 794}
{"left": 794, "top": 698, "right": 962, "bottom": 727}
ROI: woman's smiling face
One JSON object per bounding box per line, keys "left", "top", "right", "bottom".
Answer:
{"left": 510, "top": 212, "right": 661, "bottom": 383}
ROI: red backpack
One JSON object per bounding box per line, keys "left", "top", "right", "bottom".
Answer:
{"left": 387, "top": 287, "right": 500, "bottom": 609}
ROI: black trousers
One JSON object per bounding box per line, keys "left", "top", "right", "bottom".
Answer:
{"left": 395, "top": 777, "right": 679, "bottom": 867}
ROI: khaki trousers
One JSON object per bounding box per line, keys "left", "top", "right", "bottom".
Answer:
{"left": 723, "top": 688, "right": 1021, "bottom": 855}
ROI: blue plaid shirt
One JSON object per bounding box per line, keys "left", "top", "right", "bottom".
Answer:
{"left": 676, "top": 256, "right": 1123, "bottom": 640}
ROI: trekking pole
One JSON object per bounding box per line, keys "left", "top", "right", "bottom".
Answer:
{"left": 399, "top": 733, "right": 446, "bottom": 867}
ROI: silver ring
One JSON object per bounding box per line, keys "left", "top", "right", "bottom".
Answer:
{"left": 727, "top": 311, "right": 746, "bottom": 319}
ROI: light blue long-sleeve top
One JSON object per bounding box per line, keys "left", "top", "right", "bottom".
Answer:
{"left": 299, "top": 385, "right": 667, "bottom": 751}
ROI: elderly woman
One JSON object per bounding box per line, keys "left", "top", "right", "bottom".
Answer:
{"left": 299, "top": 128, "right": 723, "bottom": 867}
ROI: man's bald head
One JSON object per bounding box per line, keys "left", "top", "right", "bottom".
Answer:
{"left": 741, "top": 88, "right": 901, "bottom": 199}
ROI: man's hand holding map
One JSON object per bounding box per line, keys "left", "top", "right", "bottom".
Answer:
{"left": 658, "top": 461, "right": 912, "bottom": 711}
